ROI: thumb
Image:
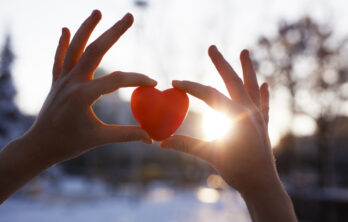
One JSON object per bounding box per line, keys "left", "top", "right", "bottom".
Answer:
{"left": 160, "top": 135, "right": 211, "bottom": 163}
{"left": 97, "top": 125, "right": 153, "bottom": 145}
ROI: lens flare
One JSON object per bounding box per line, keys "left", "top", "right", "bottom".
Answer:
{"left": 202, "top": 108, "right": 233, "bottom": 141}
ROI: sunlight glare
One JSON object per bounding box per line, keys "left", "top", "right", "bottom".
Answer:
{"left": 202, "top": 108, "right": 233, "bottom": 141}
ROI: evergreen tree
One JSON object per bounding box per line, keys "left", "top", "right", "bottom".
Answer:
{"left": 0, "top": 34, "right": 20, "bottom": 139}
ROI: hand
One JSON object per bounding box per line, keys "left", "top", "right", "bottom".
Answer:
{"left": 161, "top": 46, "right": 297, "bottom": 221}
{"left": 27, "top": 10, "right": 157, "bottom": 165}
{"left": 0, "top": 10, "right": 157, "bottom": 203}
{"left": 161, "top": 45, "right": 273, "bottom": 193}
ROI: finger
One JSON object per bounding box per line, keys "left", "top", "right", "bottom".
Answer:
{"left": 73, "top": 13, "right": 134, "bottom": 80}
{"left": 160, "top": 135, "right": 212, "bottom": 163}
{"left": 96, "top": 125, "right": 153, "bottom": 145}
{"left": 172, "top": 80, "right": 246, "bottom": 117}
{"left": 260, "top": 83, "right": 270, "bottom": 127}
{"left": 87, "top": 71, "right": 157, "bottom": 100}
{"left": 208, "top": 45, "right": 254, "bottom": 108}
{"left": 61, "top": 10, "right": 102, "bottom": 75}
{"left": 240, "top": 49, "right": 261, "bottom": 108}
{"left": 52, "top": 27, "right": 70, "bottom": 83}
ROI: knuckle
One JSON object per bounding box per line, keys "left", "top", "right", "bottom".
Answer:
{"left": 206, "top": 86, "right": 221, "bottom": 105}
{"left": 54, "top": 74, "right": 70, "bottom": 90}
{"left": 69, "top": 84, "right": 87, "bottom": 103}
{"left": 206, "top": 86, "right": 218, "bottom": 99}
{"left": 207, "top": 86, "right": 218, "bottom": 93}
{"left": 111, "top": 72, "right": 125, "bottom": 84}
{"left": 262, "top": 104, "right": 270, "bottom": 113}
{"left": 244, "top": 109, "right": 254, "bottom": 120}
{"left": 233, "top": 76, "right": 244, "bottom": 86}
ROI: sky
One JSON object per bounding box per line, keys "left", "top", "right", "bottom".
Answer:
{"left": 1, "top": 0, "right": 348, "bottom": 145}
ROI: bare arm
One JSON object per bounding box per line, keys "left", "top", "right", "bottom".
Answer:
{"left": 161, "top": 46, "right": 297, "bottom": 222}
{"left": 0, "top": 10, "right": 157, "bottom": 204}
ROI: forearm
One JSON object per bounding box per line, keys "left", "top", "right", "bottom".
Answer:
{"left": 241, "top": 179, "right": 297, "bottom": 222}
{"left": 0, "top": 132, "right": 53, "bottom": 204}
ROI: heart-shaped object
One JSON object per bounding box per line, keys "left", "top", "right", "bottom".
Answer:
{"left": 131, "top": 86, "right": 189, "bottom": 141}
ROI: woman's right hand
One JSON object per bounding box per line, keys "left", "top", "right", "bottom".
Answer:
{"left": 161, "top": 46, "right": 297, "bottom": 222}
{"left": 161, "top": 45, "right": 274, "bottom": 194}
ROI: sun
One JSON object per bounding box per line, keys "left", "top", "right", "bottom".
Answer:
{"left": 202, "top": 107, "right": 234, "bottom": 141}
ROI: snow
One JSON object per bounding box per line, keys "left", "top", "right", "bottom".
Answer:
{"left": 0, "top": 177, "right": 251, "bottom": 222}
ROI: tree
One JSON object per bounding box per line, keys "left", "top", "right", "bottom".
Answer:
{"left": 0, "top": 34, "right": 21, "bottom": 142}
{"left": 252, "top": 17, "right": 348, "bottom": 187}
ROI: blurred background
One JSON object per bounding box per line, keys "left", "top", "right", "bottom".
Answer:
{"left": 1, "top": 0, "right": 348, "bottom": 221}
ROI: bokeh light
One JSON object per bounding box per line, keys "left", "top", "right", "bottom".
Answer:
{"left": 196, "top": 187, "right": 220, "bottom": 204}
{"left": 206, "top": 174, "right": 228, "bottom": 189}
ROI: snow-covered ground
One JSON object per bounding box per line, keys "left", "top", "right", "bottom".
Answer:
{"left": 1, "top": 177, "right": 251, "bottom": 222}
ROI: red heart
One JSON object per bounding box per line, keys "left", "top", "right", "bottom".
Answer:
{"left": 131, "top": 86, "right": 189, "bottom": 141}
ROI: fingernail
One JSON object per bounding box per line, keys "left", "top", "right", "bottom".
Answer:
{"left": 90, "top": 10, "right": 102, "bottom": 20}
{"left": 244, "top": 49, "right": 249, "bottom": 57}
{"left": 91, "top": 10, "right": 98, "bottom": 16}
{"left": 172, "top": 80, "right": 181, "bottom": 87}
{"left": 123, "top": 12, "right": 133, "bottom": 20}
{"left": 61, "top": 27, "right": 69, "bottom": 37}
{"left": 149, "top": 78, "right": 157, "bottom": 85}
{"left": 208, "top": 45, "right": 217, "bottom": 53}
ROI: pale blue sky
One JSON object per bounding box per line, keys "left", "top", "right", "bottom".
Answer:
{"left": 1, "top": 0, "right": 348, "bottom": 144}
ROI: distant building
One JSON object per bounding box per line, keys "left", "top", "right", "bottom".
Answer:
{"left": 275, "top": 116, "right": 348, "bottom": 187}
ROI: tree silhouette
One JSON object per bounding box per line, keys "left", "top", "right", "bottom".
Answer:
{"left": 0, "top": 33, "right": 35, "bottom": 149}
{"left": 252, "top": 17, "right": 348, "bottom": 188}
{"left": 0, "top": 34, "right": 20, "bottom": 139}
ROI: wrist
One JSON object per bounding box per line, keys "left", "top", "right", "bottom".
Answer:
{"left": 240, "top": 177, "right": 286, "bottom": 204}
{"left": 14, "top": 129, "right": 58, "bottom": 168}
{"left": 0, "top": 131, "right": 56, "bottom": 202}
{"left": 240, "top": 176, "right": 297, "bottom": 222}
{"left": 239, "top": 171, "right": 283, "bottom": 199}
